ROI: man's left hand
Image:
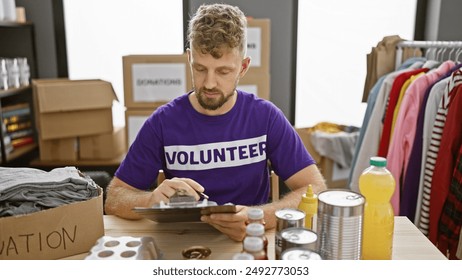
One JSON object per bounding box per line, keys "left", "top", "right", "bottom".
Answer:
{"left": 201, "top": 205, "right": 248, "bottom": 241}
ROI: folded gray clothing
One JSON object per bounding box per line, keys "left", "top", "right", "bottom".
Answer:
{"left": 0, "top": 166, "right": 99, "bottom": 217}
{"left": 310, "top": 131, "right": 359, "bottom": 169}
{"left": 0, "top": 201, "right": 44, "bottom": 217}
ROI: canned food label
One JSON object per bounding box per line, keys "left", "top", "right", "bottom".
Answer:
{"left": 275, "top": 233, "right": 283, "bottom": 260}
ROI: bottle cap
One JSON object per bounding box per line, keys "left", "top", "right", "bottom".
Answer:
{"left": 246, "top": 223, "right": 265, "bottom": 236}
{"left": 370, "top": 156, "right": 387, "bottom": 167}
{"left": 247, "top": 208, "right": 264, "bottom": 220}
{"left": 301, "top": 184, "right": 317, "bottom": 203}
{"left": 243, "top": 236, "right": 263, "bottom": 252}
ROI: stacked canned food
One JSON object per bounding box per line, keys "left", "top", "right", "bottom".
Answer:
{"left": 274, "top": 189, "right": 365, "bottom": 260}
{"left": 274, "top": 208, "right": 321, "bottom": 260}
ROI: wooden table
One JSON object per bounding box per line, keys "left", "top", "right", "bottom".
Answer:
{"left": 66, "top": 215, "right": 447, "bottom": 260}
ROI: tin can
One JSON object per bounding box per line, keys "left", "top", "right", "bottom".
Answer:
{"left": 317, "top": 189, "right": 365, "bottom": 260}
{"left": 281, "top": 248, "right": 322, "bottom": 260}
{"left": 275, "top": 208, "right": 305, "bottom": 260}
{"left": 281, "top": 227, "right": 317, "bottom": 253}
{"left": 232, "top": 252, "right": 254, "bottom": 260}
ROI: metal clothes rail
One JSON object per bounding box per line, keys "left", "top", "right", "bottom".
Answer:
{"left": 395, "top": 40, "right": 462, "bottom": 69}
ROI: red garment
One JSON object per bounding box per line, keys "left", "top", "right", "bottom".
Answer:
{"left": 377, "top": 68, "right": 428, "bottom": 157}
{"left": 437, "top": 144, "right": 462, "bottom": 259}
{"left": 429, "top": 85, "right": 462, "bottom": 243}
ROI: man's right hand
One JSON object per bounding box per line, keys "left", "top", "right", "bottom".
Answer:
{"left": 105, "top": 176, "right": 205, "bottom": 219}
{"left": 149, "top": 177, "right": 205, "bottom": 206}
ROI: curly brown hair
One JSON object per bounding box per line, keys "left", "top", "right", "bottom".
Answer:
{"left": 188, "top": 4, "right": 247, "bottom": 59}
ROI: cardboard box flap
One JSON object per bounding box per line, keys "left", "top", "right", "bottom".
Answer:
{"left": 33, "top": 79, "right": 118, "bottom": 113}
{"left": 295, "top": 127, "right": 322, "bottom": 163}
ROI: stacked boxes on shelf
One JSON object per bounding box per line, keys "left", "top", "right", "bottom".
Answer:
{"left": 123, "top": 18, "right": 271, "bottom": 149}
{"left": 1, "top": 102, "right": 34, "bottom": 151}
{"left": 32, "top": 79, "right": 126, "bottom": 161}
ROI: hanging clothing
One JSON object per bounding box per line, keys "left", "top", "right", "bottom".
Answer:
{"left": 404, "top": 64, "right": 462, "bottom": 224}
{"left": 430, "top": 80, "right": 462, "bottom": 244}
{"left": 377, "top": 68, "right": 429, "bottom": 157}
{"left": 386, "top": 61, "right": 456, "bottom": 215}
{"left": 402, "top": 64, "right": 462, "bottom": 222}
{"left": 457, "top": 229, "right": 462, "bottom": 259}
{"left": 437, "top": 144, "right": 462, "bottom": 259}
{"left": 362, "top": 36, "right": 422, "bottom": 102}
{"left": 419, "top": 68, "right": 462, "bottom": 236}
{"left": 415, "top": 76, "right": 452, "bottom": 230}
{"left": 349, "top": 58, "right": 425, "bottom": 192}
{"left": 349, "top": 77, "right": 386, "bottom": 188}
{"left": 390, "top": 73, "right": 424, "bottom": 135}
{"left": 355, "top": 39, "right": 462, "bottom": 253}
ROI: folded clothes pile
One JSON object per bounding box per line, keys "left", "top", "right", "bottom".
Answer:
{"left": 0, "top": 166, "right": 99, "bottom": 217}
{"left": 308, "top": 122, "right": 360, "bottom": 169}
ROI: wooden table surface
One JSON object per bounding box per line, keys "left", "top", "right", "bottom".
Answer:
{"left": 66, "top": 215, "right": 447, "bottom": 260}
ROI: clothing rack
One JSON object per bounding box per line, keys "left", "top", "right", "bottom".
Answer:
{"left": 395, "top": 40, "right": 462, "bottom": 69}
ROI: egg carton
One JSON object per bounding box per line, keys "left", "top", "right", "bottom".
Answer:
{"left": 85, "top": 236, "right": 162, "bottom": 260}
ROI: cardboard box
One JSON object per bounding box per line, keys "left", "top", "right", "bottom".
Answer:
{"left": 32, "top": 79, "right": 117, "bottom": 140}
{"left": 123, "top": 54, "right": 192, "bottom": 108}
{"left": 125, "top": 109, "right": 157, "bottom": 149}
{"left": 0, "top": 188, "right": 104, "bottom": 260}
{"left": 39, "top": 137, "right": 78, "bottom": 161}
{"left": 238, "top": 70, "right": 270, "bottom": 100}
{"left": 79, "top": 126, "right": 126, "bottom": 160}
{"left": 247, "top": 18, "right": 270, "bottom": 73}
{"left": 296, "top": 128, "right": 348, "bottom": 189}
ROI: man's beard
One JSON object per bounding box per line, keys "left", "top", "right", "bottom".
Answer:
{"left": 195, "top": 87, "right": 236, "bottom": 111}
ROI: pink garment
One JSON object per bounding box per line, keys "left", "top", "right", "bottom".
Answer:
{"left": 387, "top": 61, "right": 455, "bottom": 215}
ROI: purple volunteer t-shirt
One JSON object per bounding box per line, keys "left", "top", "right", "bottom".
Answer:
{"left": 115, "top": 90, "right": 315, "bottom": 205}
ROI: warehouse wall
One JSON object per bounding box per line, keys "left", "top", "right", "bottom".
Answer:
{"left": 187, "top": 0, "right": 298, "bottom": 123}
{"left": 16, "top": 0, "right": 461, "bottom": 120}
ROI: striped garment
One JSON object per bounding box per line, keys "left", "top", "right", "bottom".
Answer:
{"left": 430, "top": 84, "right": 462, "bottom": 244}
{"left": 386, "top": 61, "right": 455, "bottom": 215}
{"left": 418, "top": 68, "right": 462, "bottom": 235}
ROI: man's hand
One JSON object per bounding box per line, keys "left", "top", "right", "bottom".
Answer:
{"left": 200, "top": 205, "right": 249, "bottom": 241}
{"left": 149, "top": 177, "right": 205, "bottom": 206}
{"left": 105, "top": 176, "right": 207, "bottom": 220}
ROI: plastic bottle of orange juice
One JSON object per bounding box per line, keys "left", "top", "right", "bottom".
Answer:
{"left": 359, "top": 156, "right": 395, "bottom": 260}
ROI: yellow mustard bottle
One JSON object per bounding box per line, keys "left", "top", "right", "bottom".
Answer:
{"left": 297, "top": 184, "right": 318, "bottom": 230}
{"left": 359, "top": 156, "right": 395, "bottom": 260}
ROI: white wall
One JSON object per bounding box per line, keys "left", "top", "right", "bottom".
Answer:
{"left": 295, "top": 0, "right": 417, "bottom": 128}
{"left": 63, "top": 0, "right": 183, "bottom": 126}
{"left": 64, "top": 0, "right": 417, "bottom": 129}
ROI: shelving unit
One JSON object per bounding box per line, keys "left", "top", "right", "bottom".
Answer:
{"left": 0, "top": 21, "right": 39, "bottom": 165}
{"left": 0, "top": 86, "right": 38, "bottom": 164}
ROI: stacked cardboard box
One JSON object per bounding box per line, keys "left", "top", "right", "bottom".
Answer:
{"left": 32, "top": 79, "right": 126, "bottom": 161}
{"left": 122, "top": 54, "right": 191, "bottom": 148}
{"left": 238, "top": 18, "right": 271, "bottom": 100}
{"left": 0, "top": 187, "right": 104, "bottom": 260}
